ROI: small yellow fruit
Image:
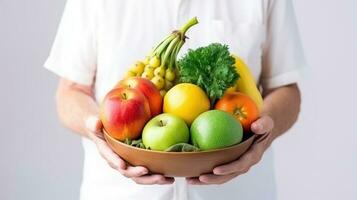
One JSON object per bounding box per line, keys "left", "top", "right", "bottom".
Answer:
{"left": 141, "top": 70, "right": 154, "bottom": 80}
{"left": 149, "top": 56, "right": 160, "bottom": 68}
{"left": 145, "top": 64, "right": 155, "bottom": 70}
{"left": 151, "top": 76, "right": 165, "bottom": 90}
{"left": 124, "top": 71, "right": 136, "bottom": 78}
{"left": 160, "top": 90, "right": 167, "bottom": 97}
{"left": 165, "top": 69, "right": 176, "bottom": 81}
{"left": 143, "top": 57, "right": 150, "bottom": 65}
{"left": 130, "top": 61, "right": 145, "bottom": 74}
{"left": 164, "top": 80, "right": 174, "bottom": 90}
{"left": 154, "top": 66, "right": 166, "bottom": 77}
{"left": 164, "top": 83, "right": 210, "bottom": 125}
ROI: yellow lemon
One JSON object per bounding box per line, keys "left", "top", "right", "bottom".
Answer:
{"left": 163, "top": 83, "right": 210, "bottom": 125}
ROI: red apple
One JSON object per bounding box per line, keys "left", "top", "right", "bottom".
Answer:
{"left": 100, "top": 87, "right": 151, "bottom": 141}
{"left": 116, "top": 77, "right": 162, "bottom": 116}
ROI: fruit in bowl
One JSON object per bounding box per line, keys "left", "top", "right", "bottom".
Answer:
{"left": 163, "top": 83, "right": 210, "bottom": 125}
{"left": 142, "top": 113, "right": 190, "bottom": 151}
{"left": 100, "top": 87, "right": 151, "bottom": 141}
{"left": 104, "top": 130, "right": 255, "bottom": 177}
{"left": 99, "top": 18, "right": 263, "bottom": 177}
{"left": 215, "top": 92, "right": 259, "bottom": 132}
{"left": 116, "top": 77, "right": 162, "bottom": 117}
{"left": 191, "top": 110, "right": 243, "bottom": 151}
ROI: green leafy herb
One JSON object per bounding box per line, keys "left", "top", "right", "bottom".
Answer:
{"left": 165, "top": 143, "right": 200, "bottom": 152}
{"left": 178, "top": 43, "right": 239, "bottom": 105}
{"left": 124, "top": 138, "right": 146, "bottom": 149}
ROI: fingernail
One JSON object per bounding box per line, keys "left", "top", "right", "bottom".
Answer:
{"left": 115, "top": 161, "right": 124, "bottom": 170}
{"left": 117, "top": 160, "right": 126, "bottom": 170}
{"left": 254, "top": 124, "right": 262, "bottom": 131}
{"left": 166, "top": 178, "right": 175, "bottom": 183}
{"left": 213, "top": 168, "right": 222, "bottom": 175}
{"left": 140, "top": 170, "right": 148, "bottom": 175}
{"left": 110, "top": 163, "right": 119, "bottom": 170}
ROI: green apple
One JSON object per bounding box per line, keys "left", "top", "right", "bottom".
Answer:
{"left": 142, "top": 113, "right": 189, "bottom": 151}
{"left": 191, "top": 110, "right": 243, "bottom": 151}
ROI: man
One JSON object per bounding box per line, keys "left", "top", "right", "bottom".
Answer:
{"left": 45, "top": 0, "right": 305, "bottom": 199}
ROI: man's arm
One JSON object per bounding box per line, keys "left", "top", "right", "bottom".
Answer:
{"left": 56, "top": 78, "right": 174, "bottom": 185}
{"left": 261, "top": 83, "right": 301, "bottom": 141}
{"left": 56, "top": 78, "right": 100, "bottom": 137}
{"left": 187, "top": 83, "right": 301, "bottom": 185}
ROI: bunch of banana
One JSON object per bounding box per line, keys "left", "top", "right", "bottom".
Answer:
{"left": 232, "top": 55, "right": 264, "bottom": 112}
{"left": 125, "top": 17, "right": 199, "bottom": 96}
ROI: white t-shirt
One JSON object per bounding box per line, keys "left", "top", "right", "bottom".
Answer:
{"left": 45, "top": 0, "right": 306, "bottom": 199}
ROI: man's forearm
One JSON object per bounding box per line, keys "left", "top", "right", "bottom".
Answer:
{"left": 262, "top": 84, "right": 301, "bottom": 141}
{"left": 56, "top": 79, "right": 99, "bottom": 138}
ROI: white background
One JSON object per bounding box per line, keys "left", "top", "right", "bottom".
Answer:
{"left": 274, "top": 0, "right": 357, "bottom": 199}
{"left": 0, "top": 0, "right": 356, "bottom": 199}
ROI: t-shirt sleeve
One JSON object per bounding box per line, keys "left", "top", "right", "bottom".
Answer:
{"left": 261, "top": 0, "right": 307, "bottom": 90}
{"left": 44, "top": 0, "right": 98, "bottom": 86}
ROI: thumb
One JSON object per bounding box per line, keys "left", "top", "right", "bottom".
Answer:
{"left": 250, "top": 115, "right": 274, "bottom": 135}
{"left": 85, "top": 115, "right": 103, "bottom": 133}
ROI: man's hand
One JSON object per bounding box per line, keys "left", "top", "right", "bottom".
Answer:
{"left": 186, "top": 84, "right": 301, "bottom": 185}
{"left": 85, "top": 116, "right": 174, "bottom": 185}
{"left": 186, "top": 115, "right": 274, "bottom": 185}
{"left": 56, "top": 79, "right": 174, "bottom": 185}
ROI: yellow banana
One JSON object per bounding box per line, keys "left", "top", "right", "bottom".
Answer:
{"left": 124, "top": 17, "right": 199, "bottom": 94}
{"left": 233, "top": 55, "right": 263, "bottom": 112}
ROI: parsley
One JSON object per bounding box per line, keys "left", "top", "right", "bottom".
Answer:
{"left": 178, "top": 43, "right": 239, "bottom": 106}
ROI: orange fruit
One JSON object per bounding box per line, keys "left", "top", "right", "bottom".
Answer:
{"left": 215, "top": 92, "right": 259, "bottom": 132}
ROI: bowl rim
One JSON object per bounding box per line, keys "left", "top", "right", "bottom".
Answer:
{"left": 104, "top": 130, "right": 256, "bottom": 155}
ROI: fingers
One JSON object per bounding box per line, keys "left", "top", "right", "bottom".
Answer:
{"left": 85, "top": 116, "right": 116, "bottom": 168}
{"left": 213, "top": 146, "right": 262, "bottom": 176}
{"left": 93, "top": 135, "right": 149, "bottom": 178}
{"left": 86, "top": 115, "right": 103, "bottom": 133}
{"left": 186, "top": 173, "right": 238, "bottom": 185}
{"left": 92, "top": 135, "right": 126, "bottom": 170}
{"left": 199, "top": 173, "right": 238, "bottom": 184}
{"left": 84, "top": 116, "right": 173, "bottom": 185}
{"left": 85, "top": 115, "right": 104, "bottom": 139}
{"left": 250, "top": 115, "right": 274, "bottom": 135}
{"left": 120, "top": 166, "right": 148, "bottom": 178}
{"left": 186, "top": 177, "right": 205, "bottom": 185}
{"left": 186, "top": 115, "right": 275, "bottom": 185}
{"left": 132, "top": 174, "right": 175, "bottom": 185}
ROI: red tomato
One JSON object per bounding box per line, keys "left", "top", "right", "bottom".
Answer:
{"left": 215, "top": 92, "right": 259, "bottom": 132}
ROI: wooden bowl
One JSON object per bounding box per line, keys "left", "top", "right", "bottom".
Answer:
{"left": 104, "top": 131, "right": 255, "bottom": 177}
